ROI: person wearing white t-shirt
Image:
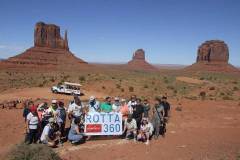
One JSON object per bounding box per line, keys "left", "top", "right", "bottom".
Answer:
{"left": 26, "top": 108, "right": 39, "bottom": 144}
{"left": 127, "top": 95, "right": 137, "bottom": 114}
{"left": 67, "top": 96, "right": 84, "bottom": 124}
{"left": 40, "top": 118, "right": 60, "bottom": 147}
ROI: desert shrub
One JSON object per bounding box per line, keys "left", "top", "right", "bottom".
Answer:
{"left": 232, "top": 81, "right": 238, "bottom": 84}
{"left": 129, "top": 86, "right": 134, "bottom": 92}
{"left": 209, "top": 86, "right": 215, "bottom": 90}
{"left": 121, "top": 88, "right": 125, "bottom": 92}
{"left": 102, "top": 86, "right": 106, "bottom": 90}
{"left": 233, "top": 86, "right": 239, "bottom": 91}
{"left": 199, "top": 91, "right": 206, "bottom": 100}
{"left": 144, "top": 84, "right": 148, "bottom": 89}
{"left": 7, "top": 143, "right": 62, "bottom": 160}
{"left": 154, "top": 88, "right": 158, "bottom": 91}
{"left": 175, "top": 106, "right": 182, "bottom": 111}
{"left": 50, "top": 77, "right": 55, "bottom": 83}
{"left": 220, "top": 92, "right": 225, "bottom": 96}
{"left": 79, "top": 76, "right": 86, "bottom": 82}
{"left": 151, "top": 81, "right": 155, "bottom": 85}
{"left": 185, "top": 96, "right": 198, "bottom": 100}
{"left": 167, "top": 85, "right": 174, "bottom": 90}
{"left": 111, "top": 77, "right": 115, "bottom": 79}
{"left": 63, "top": 75, "right": 70, "bottom": 80}
{"left": 199, "top": 77, "right": 204, "bottom": 80}
{"left": 38, "top": 83, "right": 44, "bottom": 87}
{"left": 222, "top": 96, "right": 233, "bottom": 100}
{"left": 173, "top": 90, "right": 177, "bottom": 95}
{"left": 116, "top": 84, "right": 121, "bottom": 89}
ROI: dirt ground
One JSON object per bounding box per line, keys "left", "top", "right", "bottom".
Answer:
{"left": 0, "top": 88, "right": 240, "bottom": 160}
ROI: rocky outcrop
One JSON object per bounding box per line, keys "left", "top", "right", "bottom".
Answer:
{"left": 0, "top": 22, "right": 87, "bottom": 69}
{"left": 185, "top": 40, "right": 239, "bottom": 73}
{"left": 196, "top": 40, "right": 229, "bottom": 63}
{"left": 127, "top": 49, "right": 156, "bottom": 71}
{"left": 34, "top": 22, "right": 69, "bottom": 50}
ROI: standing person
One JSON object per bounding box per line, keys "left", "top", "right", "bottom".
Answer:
{"left": 100, "top": 96, "right": 112, "bottom": 113}
{"left": 67, "top": 95, "right": 84, "bottom": 124}
{"left": 123, "top": 114, "right": 137, "bottom": 141}
{"left": 137, "top": 118, "right": 153, "bottom": 145}
{"left": 56, "top": 101, "right": 66, "bottom": 137}
{"left": 112, "top": 97, "right": 121, "bottom": 112}
{"left": 161, "top": 96, "right": 171, "bottom": 120}
{"left": 88, "top": 96, "right": 100, "bottom": 112}
{"left": 47, "top": 100, "right": 58, "bottom": 120}
{"left": 127, "top": 95, "right": 137, "bottom": 114}
{"left": 143, "top": 99, "right": 151, "bottom": 118}
{"left": 152, "top": 98, "right": 165, "bottom": 139}
{"left": 26, "top": 105, "right": 39, "bottom": 144}
{"left": 23, "top": 100, "right": 31, "bottom": 122}
{"left": 68, "top": 117, "right": 84, "bottom": 144}
{"left": 132, "top": 98, "right": 144, "bottom": 129}
{"left": 119, "top": 99, "right": 129, "bottom": 121}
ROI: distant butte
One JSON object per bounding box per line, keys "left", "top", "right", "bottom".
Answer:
{"left": 127, "top": 49, "right": 157, "bottom": 71}
{"left": 185, "top": 40, "right": 239, "bottom": 72}
{"left": 0, "top": 22, "right": 87, "bottom": 70}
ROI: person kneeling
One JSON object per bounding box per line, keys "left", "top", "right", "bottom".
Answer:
{"left": 137, "top": 118, "right": 153, "bottom": 145}
{"left": 40, "top": 118, "right": 61, "bottom": 147}
{"left": 68, "top": 117, "right": 84, "bottom": 144}
{"left": 123, "top": 114, "right": 137, "bottom": 141}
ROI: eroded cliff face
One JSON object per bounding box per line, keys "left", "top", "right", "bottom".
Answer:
{"left": 1, "top": 22, "right": 87, "bottom": 69}
{"left": 196, "top": 40, "right": 229, "bottom": 63}
{"left": 127, "top": 49, "right": 156, "bottom": 71}
{"left": 184, "top": 40, "right": 239, "bottom": 73}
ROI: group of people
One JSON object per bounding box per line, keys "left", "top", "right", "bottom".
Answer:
{"left": 23, "top": 94, "right": 170, "bottom": 146}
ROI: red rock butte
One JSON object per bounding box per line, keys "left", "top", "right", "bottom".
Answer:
{"left": 127, "top": 49, "right": 156, "bottom": 71}
{"left": 0, "top": 22, "right": 87, "bottom": 70}
{"left": 185, "top": 40, "right": 239, "bottom": 72}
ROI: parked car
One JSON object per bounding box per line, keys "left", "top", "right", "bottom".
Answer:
{"left": 51, "top": 82, "right": 82, "bottom": 95}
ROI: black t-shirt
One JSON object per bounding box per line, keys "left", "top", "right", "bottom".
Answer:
{"left": 132, "top": 104, "right": 144, "bottom": 120}
{"left": 161, "top": 102, "right": 170, "bottom": 117}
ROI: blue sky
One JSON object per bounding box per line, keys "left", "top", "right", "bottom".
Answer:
{"left": 0, "top": 0, "right": 239, "bottom": 65}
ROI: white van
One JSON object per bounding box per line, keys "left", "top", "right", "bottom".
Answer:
{"left": 51, "top": 82, "right": 82, "bottom": 95}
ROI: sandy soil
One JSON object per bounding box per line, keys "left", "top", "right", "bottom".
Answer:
{"left": 0, "top": 87, "right": 239, "bottom": 160}
{"left": 176, "top": 76, "right": 208, "bottom": 84}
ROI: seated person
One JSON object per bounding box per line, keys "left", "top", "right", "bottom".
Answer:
{"left": 40, "top": 118, "right": 60, "bottom": 147}
{"left": 137, "top": 118, "right": 153, "bottom": 145}
{"left": 68, "top": 117, "right": 84, "bottom": 144}
{"left": 123, "top": 114, "right": 137, "bottom": 141}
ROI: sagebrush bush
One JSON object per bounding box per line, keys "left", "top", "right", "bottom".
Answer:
{"left": 7, "top": 143, "right": 62, "bottom": 160}
{"left": 129, "top": 86, "right": 134, "bottom": 92}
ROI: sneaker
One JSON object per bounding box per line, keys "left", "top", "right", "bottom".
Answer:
{"left": 145, "top": 140, "right": 149, "bottom": 145}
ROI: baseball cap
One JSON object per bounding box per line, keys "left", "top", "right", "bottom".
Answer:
{"left": 114, "top": 97, "right": 120, "bottom": 101}
{"left": 52, "top": 99, "right": 57, "bottom": 104}
{"left": 90, "top": 96, "right": 95, "bottom": 101}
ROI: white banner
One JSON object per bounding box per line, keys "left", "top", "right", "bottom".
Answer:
{"left": 84, "top": 112, "right": 122, "bottom": 135}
